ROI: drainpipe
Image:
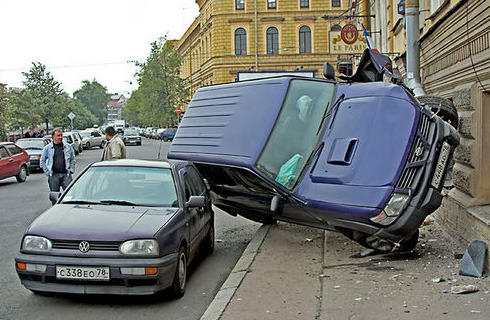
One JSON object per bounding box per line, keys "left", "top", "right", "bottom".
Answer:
{"left": 255, "top": 0, "right": 259, "bottom": 70}
{"left": 405, "top": 0, "right": 425, "bottom": 96}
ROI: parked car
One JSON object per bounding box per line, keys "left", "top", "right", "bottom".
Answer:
{"left": 78, "top": 130, "right": 106, "bottom": 149}
{"left": 122, "top": 130, "right": 142, "bottom": 145}
{"left": 168, "top": 49, "right": 460, "bottom": 253}
{"left": 63, "top": 132, "right": 82, "bottom": 155}
{"left": 160, "top": 128, "right": 177, "bottom": 142}
{"left": 15, "top": 138, "right": 50, "bottom": 172}
{"left": 0, "top": 142, "right": 30, "bottom": 182}
{"left": 15, "top": 159, "right": 214, "bottom": 297}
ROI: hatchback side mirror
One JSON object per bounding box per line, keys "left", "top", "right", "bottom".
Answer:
{"left": 186, "top": 196, "right": 205, "bottom": 208}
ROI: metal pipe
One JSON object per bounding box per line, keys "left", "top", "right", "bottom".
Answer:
{"left": 405, "top": 0, "right": 425, "bottom": 96}
{"left": 255, "top": 0, "right": 258, "bottom": 70}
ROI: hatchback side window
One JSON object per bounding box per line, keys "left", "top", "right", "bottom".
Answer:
{"left": 187, "top": 167, "right": 206, "bottom": 196}
{"left": 0, "top": 147, "right": 8, "bottom": 159}
{"left": 6, "top": 145, "right": 22, "bottom": 155}
{"left": 183, "top": 173, "right": 194, "bottom": 202}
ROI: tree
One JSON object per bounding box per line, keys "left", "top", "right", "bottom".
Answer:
{"left": 21, "top": 62, "right": 65, "bottom": 131}
{"left": 73, "top": 80, "right": 110, "bottom": 125}
{"left": 125, "top": 36, "right": 189, "bottom": 127}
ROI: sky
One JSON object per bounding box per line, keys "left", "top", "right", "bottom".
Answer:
{"left": 0, "top": 0, "right": 200, "bottom": 96}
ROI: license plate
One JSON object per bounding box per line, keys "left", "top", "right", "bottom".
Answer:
{"left": 56, "top": 266, "right": 110, "bottom": 281}
{"left": 431, "top": 141, "right": 451, "bottom": 188}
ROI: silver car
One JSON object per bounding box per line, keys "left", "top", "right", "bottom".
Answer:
{"left": 78, "top": 130, "right": 106, "bottom": 149}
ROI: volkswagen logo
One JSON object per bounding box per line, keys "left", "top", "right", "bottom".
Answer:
{"left": 79, "top": 241, "right": 90, "bottom": 253}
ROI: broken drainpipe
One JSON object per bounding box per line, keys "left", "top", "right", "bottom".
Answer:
{"left": 405, "top": 0, "right": 426, "bottom": 97}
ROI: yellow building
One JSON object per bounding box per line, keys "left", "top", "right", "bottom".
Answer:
{"left": 176, "top": 0, "right": 372, "bottom": 97}
{"left": 370, "top": 0, "right": 489, "bottom": 261}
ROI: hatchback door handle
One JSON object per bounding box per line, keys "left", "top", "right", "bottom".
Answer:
{"left": 8, "top": 158, "right": 14, "bottom": 162}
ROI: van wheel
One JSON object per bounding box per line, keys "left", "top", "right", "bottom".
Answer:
{"left": 416, "top": 95, "right": 459, "bottom": 128}
{"left": 171, "top": 246, "right": 187, "bottom": 298}
{"left": 16, "top": 165, "right": 27, "bottom": 183}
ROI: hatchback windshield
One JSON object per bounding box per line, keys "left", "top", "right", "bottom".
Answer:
{"left": 62, "top": 166, "right": 178, "bottom": 207}
{"left": 16, "top": 139, "right": 46, "bottom": 150}
{"left": 256, "top": 79, "right": 336, "bottom": 189}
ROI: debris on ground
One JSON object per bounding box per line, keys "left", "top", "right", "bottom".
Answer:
{"left": 450, "top": 284, "right": 479, "bottom": 294}
{"left": 459, "top": 240, "right": 487, "bottom": 278}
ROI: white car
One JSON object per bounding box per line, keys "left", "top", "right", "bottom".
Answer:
{"left": 78, "top": 130, "right": 106, "bottom": 149}
{"left": 62, "top": 132, "right": 82, "bottom": 155}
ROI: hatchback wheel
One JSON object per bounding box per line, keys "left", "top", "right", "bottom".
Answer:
{"left": 85, "top": 142, "right": 90, "bottom": 150}
{"left": 171, "top": 246, "right": 187, "bottom": 298}
{"left": 16, "top": 165, "right": 27, "bottom": 183}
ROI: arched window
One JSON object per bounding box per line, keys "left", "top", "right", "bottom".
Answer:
{"left": 331, "top": 24, "right": 342, "bottom": 31}
{"left": 266, "top": 27, "right": 279, "bottom": 54}
{"left": 235, "top": 28, "right": 247, "bottom": 55}
{"left": 299, "top": 26, "right": 311, "bottom": 54}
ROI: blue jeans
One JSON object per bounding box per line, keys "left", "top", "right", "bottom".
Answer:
{"left": 48, "top": 172, "right": 72, "bottom": 192}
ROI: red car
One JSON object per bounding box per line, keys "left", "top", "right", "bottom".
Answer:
{"left": 0, "top": 142, "right": 30, "bottom": 183}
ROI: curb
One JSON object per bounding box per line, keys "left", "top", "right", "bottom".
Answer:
{"left": 200, "top": 224, "right": 271, "bottom": 320}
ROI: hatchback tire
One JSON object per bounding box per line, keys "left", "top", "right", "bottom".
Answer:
{"left": 16, "top": 165, "right": 27, "bottom": 183}
{"left": 171, "top": 246, "right": 187, "bottom": 298}
{"left": 85, "top": 142, "right": 90, "bottom": 150}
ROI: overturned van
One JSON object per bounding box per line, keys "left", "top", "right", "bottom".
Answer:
{"left": 168, "top": 49, "right": 460, "bottom": 252}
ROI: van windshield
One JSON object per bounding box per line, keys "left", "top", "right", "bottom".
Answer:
{"left": 256, "top": 79, "right": 336, "bottom": 190}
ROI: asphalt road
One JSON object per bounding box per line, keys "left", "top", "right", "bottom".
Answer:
{"left": 0, "top": 137, "right": 260, "bottom": 320}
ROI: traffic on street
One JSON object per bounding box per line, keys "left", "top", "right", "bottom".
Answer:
{"left": 0, "top": 137, "right": 260, "bottom": 320}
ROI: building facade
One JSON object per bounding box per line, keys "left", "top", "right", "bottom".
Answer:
{"left": 370, "top": 0, "right": 490, "bottom": 257}
{"left": 176, "top": 0, "right": 372, "bottom": 97}
{"left": 107, "top": 94, "right": 128, "bottom": 123}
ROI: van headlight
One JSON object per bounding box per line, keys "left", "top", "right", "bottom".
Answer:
{"left": 370, "top": 193, "right": 410, "bottom": 226}
{"left": 22, "top": 236, "right": 52, "bottom": 252}
{"left": 119, "top": 239, "right": 159, "bottom": 256}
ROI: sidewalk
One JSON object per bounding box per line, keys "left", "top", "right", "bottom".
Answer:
{"left": 201, "top": 220, "right": 489, "bottom": 320}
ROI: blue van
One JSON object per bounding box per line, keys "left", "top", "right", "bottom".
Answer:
{"left": 168, "top": 50, "right": 459, "bottom": 252}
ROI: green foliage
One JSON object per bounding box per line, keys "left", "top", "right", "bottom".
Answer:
{"left": 73, "top": 80, "right": 110, "bottom": 125}
{"left": 21, "top": 62, "right": 65, "bottom": 130}
{"left": 125, "top": 37, "right": 189, "bottom": 127}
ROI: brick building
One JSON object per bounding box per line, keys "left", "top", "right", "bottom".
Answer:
{"left": 175, "top": 0, "right": 370, "bottom": 97}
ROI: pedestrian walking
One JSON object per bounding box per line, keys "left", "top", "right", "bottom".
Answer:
{"left": 40, "top": 128, "right": 76, "bottom": 204}
{"left": 102, "top": 126, "right": 126, "bottom": 160}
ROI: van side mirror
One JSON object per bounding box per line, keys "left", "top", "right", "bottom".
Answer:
{"left": 270, "top": 195, "right": 283, "bottom": 213}
{"left": 323, "top": 62, "right": 335, "bottom": 80}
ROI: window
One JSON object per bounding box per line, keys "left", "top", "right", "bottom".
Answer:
{"left": 331, "top": 24, "right": 342, "bottom": 31}
{"left": 299, "top": 26, "right": 311, "bottom": 54}
{"left": 0, "top": 147, "right": 8, "bottom": 159}
{"left": 332, "top": 0, "right": 341, "bottom": 7}
{"left": 430, "top": 0, "right": 445, "bottom": 14}
{"left": 266, "top": 27, "right": 279, "bottom": 54}
{"left": 236, "top": 0, "right": 244, "bottom": 10}
{"left": 268, "top": 0, "right": 277, "bottom": 9}
{"left": 300, "top": 0, "right": 309, "bottom": 8}
{"left": 186, "top": 166, "right": 207, "bottom": 195}
{"left": 256, "top": 79, "right": 336, "bottom": 189}
{"left": 235, "top": 28, "right": 247, "bottom": 55}
{"left": 6, "top": 145, "right": 23, "bottom": 155}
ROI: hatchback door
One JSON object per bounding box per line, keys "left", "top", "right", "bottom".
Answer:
{"left": 0, "top": 146, "right": 14, "bottom": 179}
